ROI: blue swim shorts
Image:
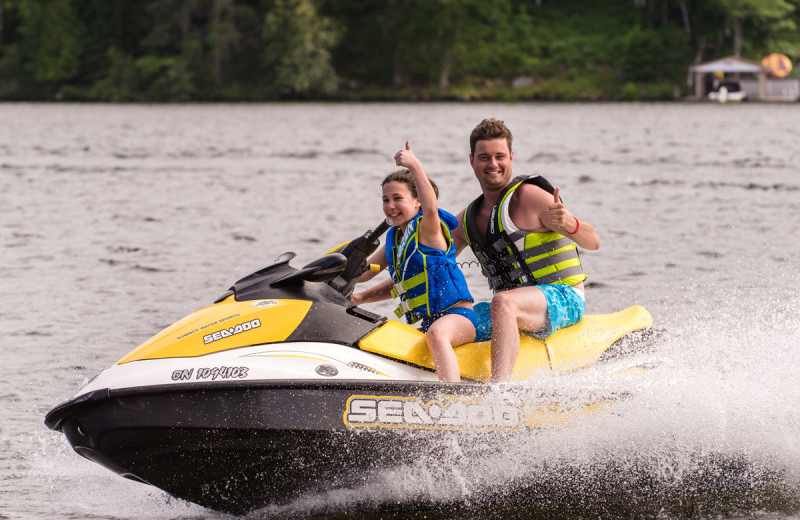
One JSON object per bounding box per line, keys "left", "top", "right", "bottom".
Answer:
{"left": 527, "top": 284, "right": 585, "bottom": 339}
{"left": 473, "top": 302, "right": 493, "bottom": 342}
{"left": 420, "top": 306, "right": 479, "bottom": 334}
{"left": 471, "top": 284, "right": 585, "bottom": 341}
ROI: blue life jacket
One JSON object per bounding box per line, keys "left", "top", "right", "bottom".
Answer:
{"left": 385, "top": 209, "right": 473, "bottom": 324}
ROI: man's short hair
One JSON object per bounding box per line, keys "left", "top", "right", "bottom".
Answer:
{"left": 469, "top": 118, "right": 513, "bottom": 155}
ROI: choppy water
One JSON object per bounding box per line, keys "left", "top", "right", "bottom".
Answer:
{"left": 2, "top": 101, "right": 800, "bottom": 519}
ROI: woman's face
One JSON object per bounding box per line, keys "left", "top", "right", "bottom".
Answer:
{"left": 382, "top": 181, "right": 419, "bottom": 228}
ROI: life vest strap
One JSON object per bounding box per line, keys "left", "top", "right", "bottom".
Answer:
{"left": 390, "top": 271, "right": 426, "bottom": 299}
{"left": 517, "top": 249, "right": 580, "bottom": 272}
{"left": 518, "top": 237, "right": 574, "bottom": 260}
{"left": 506, "top": 266, "right": 533, "bottom": 283}
{"left": 492, "top": 236, "right": 575, "bottom": 265}
{"left": 534, "top": 265, "right": 584, "bottom": 285}
{"left": 486, "top": 274, "right": 506, "bottom": 291}
{"left": 507, "top": 229, "right": 529, "bottom": 244}
{"left": 488, "top": 265, "right": 584, "bottom": 292}
{"left": 393, "top": 293, "right": 428, "bottom": 322}
{"left": 474, "top": 249, "right": 491, "bottom": 264}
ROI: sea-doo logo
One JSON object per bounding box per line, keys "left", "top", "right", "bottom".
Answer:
{"left": 344, "top": 395, "right": 520, "bottom": 430}
{"left": 203, "top": 318, "right": 261, "bottom": 344}
{"left": 251, "top": 300, "right": 279, "bottom": 308}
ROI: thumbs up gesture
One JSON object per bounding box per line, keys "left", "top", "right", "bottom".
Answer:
{"left": 394, "top": 140, "right": 419, "bottom": 170}
{"left": 548, "top": 187, "right": 573, "bottom": 231}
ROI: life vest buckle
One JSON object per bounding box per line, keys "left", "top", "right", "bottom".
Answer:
{"left": 492, "top": 238, "right": 509, "bottom": 252}
{"left": 390, "top": 282, "right": 407, "bottom": 299}
{"left": 393, "top": 299, "right": 413, "bottom": 319}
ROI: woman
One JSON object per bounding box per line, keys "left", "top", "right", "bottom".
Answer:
{"left": 351, "top": 141, "right": 477, "bottom": 382}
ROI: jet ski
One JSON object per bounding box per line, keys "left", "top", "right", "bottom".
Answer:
{"left": 45, "top": 219, "right": 653, "bottom": 515}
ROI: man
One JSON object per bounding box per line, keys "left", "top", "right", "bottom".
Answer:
{"left": 452, "top": 118, "right": 601, "bottom": 382}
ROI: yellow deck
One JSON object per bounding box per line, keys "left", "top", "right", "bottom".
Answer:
{"left": 358, "top": 305, "right": 652, "bottom": 382}
{"left": 117, "top": 298, "right": 312, "bottom": 364}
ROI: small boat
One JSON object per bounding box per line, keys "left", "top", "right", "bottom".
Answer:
{"left": 45, "top": 220, "right": 653, "bottom": 514}
{"left": 708, "top": 81, "right": 747, "bottom": 103}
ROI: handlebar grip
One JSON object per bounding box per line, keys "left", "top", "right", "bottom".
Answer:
{"left": 367, "top": 218, "right": 391, "bottom": 243}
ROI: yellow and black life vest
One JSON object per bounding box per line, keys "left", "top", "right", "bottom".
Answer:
{"left": 462, "top": 175, "right": 586, "bottom": 293}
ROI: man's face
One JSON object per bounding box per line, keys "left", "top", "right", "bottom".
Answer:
{"left": 470, "top": 138, "right": 513, "bottom": 192}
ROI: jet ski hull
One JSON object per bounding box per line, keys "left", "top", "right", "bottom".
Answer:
{"left": 45, "top": 223, "right": 654, "bottom": 514}
{"left": 45, "top": 309, "right": 653, "bottom": 514}
{"left": 46, "top": 380, "right": 533, "bottom": 514}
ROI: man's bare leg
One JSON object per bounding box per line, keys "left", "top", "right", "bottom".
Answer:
{"left": 489, "top": 286, "right": 549, "bottom": 382}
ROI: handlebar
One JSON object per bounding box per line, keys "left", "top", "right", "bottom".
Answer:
{"left": 327, "top": 219, "right": 391, "bottom": 298}
{"left": 367, "top": 218, "right": 391, "bottom": 243}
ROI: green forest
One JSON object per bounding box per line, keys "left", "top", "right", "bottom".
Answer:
{"left": 1, "top": 0, "right": 798, "bottom": 102}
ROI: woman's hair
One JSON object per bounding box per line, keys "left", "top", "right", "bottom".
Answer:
{"left": 381, "top": 169, "right": 439, "bottom": 199}
{"left": 469, "top": 118, "right": 513, "bottom": 155}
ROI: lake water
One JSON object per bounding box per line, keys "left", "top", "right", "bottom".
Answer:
{"left": 2, "top": 101, "right": 799, "bottom": 519}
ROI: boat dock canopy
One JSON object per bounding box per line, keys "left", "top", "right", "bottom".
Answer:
{"left": 690, "top": 56, "right": 765, "bottom": 74}
{"left": 688, "top": 55, "right": 767, "bottom": 100}
{"left": 688, "top": 55, "right": 799, "bottom": 101}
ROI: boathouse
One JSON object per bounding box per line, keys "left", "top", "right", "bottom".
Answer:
{"left": 688, "top": 55, "right": 799, "bottom": 102}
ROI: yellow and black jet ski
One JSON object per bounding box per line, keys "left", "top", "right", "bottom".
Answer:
{"left": 45, "top": 219, "right": 652, "bottom": 515}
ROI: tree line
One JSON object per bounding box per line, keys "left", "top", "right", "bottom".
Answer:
{"left": 0, "top": 0, "right": 797, "bottom": 102}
